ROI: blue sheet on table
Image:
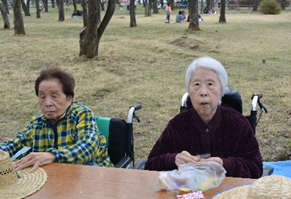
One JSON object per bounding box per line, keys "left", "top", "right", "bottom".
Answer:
{"left": 263, "top": 160, "right": 291, "bottom": 178}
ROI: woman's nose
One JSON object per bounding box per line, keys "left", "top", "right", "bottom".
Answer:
{"left": 45, "top": 98, "right": 53, "bottom": 107}
{"left": 199, "top": 88, "right": 208, "bottom": 96}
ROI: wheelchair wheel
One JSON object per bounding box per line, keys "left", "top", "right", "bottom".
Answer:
{"left": 133, "top": 159, "right": 147, "bottom": 170}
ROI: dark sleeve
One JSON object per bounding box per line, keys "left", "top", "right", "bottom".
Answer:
{"left": 145, "top": 121, "right": 179, "bottom": 171}
{"left": 221, "top": 111, "right": 263, "bottom": 179}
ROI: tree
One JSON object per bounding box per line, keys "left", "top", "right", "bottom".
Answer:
{"left": 253, "top": 0, "right": 259, "bottom": 11}
{"left": 72, "top": 0, "right": 77, "bottom": 12}
{"left": 79, "top": 0, "right": 115, "bottom": 58}
{"left": 188, "top": 0, "right": 200, "bottom": 31}
{"left": 100, "top": 0, "right": 106, "bottom": 11}
{"left": 58, "top": 0, "right": 65, "bottom": 21}
{"left": 219, "top": 0, "right": 226, "bottom": 23}
{"left": 1, "top": 0, "right": 10, "bottom": 14}
{"left": 36, "top": 0, "right": 41, "bottom": 18}
{"left": 0, "top": 3, "right": 10, "bottom": 29}
{"left": 13, "top": 0, "right": 25, "bottom": 34}
{"left": 152, "top": 0, "right": 158, "bottom": 14}
{"left": 129, "top": 0, "right": 137, "bottom": 27}
{"left": 144, "top": 0, "right": 152, "bottom": 16}
{"left": 80, "top": 0, "right": 88, "bottom": 27}
{"left": 281, "top": 0, "right": 286, "bottom": 10}
{"left": 43, "top": 0, "right": 49, "bottom": 12}
{"left": 52, "top": 0, "right": 55, "bottom": 8}
{"left": 21, "top": 0, "right": 31, "bottom": 16}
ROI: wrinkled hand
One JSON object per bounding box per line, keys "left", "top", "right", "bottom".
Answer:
{"left": 200, "top": 157, "right": 223, "bottom": 165}
{"left": 14, "top": 152, "right": 56, "bottom": 172}
{"left": 175, "top": 151, "right": 200, "bottom": 167}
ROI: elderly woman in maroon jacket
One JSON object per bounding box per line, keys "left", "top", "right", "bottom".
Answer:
{"left": 145, "top": 56, "right": 263, "bottom": 178}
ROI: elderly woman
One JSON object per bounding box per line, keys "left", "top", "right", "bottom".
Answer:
{"left": 145, "top": 56, "right": 263, "bottom": 178}
{"left": 0, "top": 68, "right": 113, "bottom": 171}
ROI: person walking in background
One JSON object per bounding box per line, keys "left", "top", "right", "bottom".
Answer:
{"left": 165, "top": 3, "right": 171, "bottom": 23}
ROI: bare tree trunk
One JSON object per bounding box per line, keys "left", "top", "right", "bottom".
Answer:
{"left": 252, "top": 0, "right": 258, "bottom": 11}
{"left": 43, "top": 0, "right": 48, "bottom": 12}
{"left": 73, "top": 0, "right": 77, "bottom": 12}
{"left": 52, "top": 0, "right": 55, "bottom": 8}
{"left": 206, "top": 0, "right": 211, "bottom": 10}
{"left": 21, "top": 0, "right": 31, "bottom": 16}
{"left": 80, "top": 0, "right": 88, "bottom": 27}
{"left": 152, "top": 0, "right": 158, "bottom": 13}
{"left": 144, "top": 0, "right": 151, "bottom": 16}
{"left": 129, "top": 0, "right": 136, "bottom": 27}
{"left": 58, "top": 0, "right": 65, "bottom": 21}
{"left": 219, "top": 0, "right": 226, "bottom": 23}
{"left": 100, "top": 0, "right": 105, "bottom": 11}
{"left": 36, "top": 0, "right": 41, "bottom": 18}
{"left": 79, "top": 0, "right": 115, "bottom": 58}
{"left": 188, "top": 0, "right": 199, "bottom": 31}
{"left": 281, "top": 0, "right": 286, "bottom": 10}
{"left": 1, "top": 0, "right": 9, "bottom": 14}
{"left": 13, "top": 0, "right": 25, "bottom": 34}
{"left": 170, "top": 0, "right": 174, "bottom": 10}
{"left": 0, "top": 3, "right": 10, "bottom": 29}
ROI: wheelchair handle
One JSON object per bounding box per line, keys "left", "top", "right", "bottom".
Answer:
{"left": 252, "top": 94, "right": 263, "bottom": 100}
{"left": 251, "top": 94, "right": 268, "bottom": 113}
{"left": 130, "top": 104, "right": 142, "bottom": 111}
{"left": 128, "top": 104, "right": 142, "bottom": 123}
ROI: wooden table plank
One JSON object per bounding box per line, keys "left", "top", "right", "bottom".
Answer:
{"left": 27, "top": 163, "right": 256, "bottom": 199}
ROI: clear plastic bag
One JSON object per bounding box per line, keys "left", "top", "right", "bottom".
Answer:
{"left": 157, "top": 161, "right": 226, "bottom": 192}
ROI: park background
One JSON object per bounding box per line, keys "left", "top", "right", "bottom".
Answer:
{"left": 1, "top": 3, "right": 291, "bottom": 163}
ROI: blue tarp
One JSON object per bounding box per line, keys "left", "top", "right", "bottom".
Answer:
{"left": 263, "top": 161, "right": 291, "bottom": 178}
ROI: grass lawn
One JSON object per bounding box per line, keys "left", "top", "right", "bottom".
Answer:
{"left": 1, "top": 4, "right": 291, "bottom": 162}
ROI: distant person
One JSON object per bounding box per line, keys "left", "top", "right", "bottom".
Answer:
{"left": 71, "top": 11, "right": 77, "bottom": 18}
{"left": 76, "top": 10, "right": 83, "bottom": 17}
{"left": 176, "top": 11, "right": 184, "bottom": 23}
{"left": 165, "top": 3, "right": 171, "bottom": 23}
{"left": 203, "top": 7, "right": 209, "bottom": 14}
{"left": 182, "top": 10, "right": 187, "bottom": 20}
{"left": 209, "top": 7, "right": 216, "bottom": 15}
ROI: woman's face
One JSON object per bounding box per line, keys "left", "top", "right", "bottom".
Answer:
{"left": 188, "top": 67, "right": 222, "bottom": 123}
{"left": 38, "top": 79, "right": 72, "bottom": 124}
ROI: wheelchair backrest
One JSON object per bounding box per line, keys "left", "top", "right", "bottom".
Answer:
{"left": 182, "top": 88, "right": 243, "bottom": 113}
{"left": 180, "top": 88, "right": 258, "bottom": 134}
{"left": 96, "top": 116, "right": 128, "bottom": 165}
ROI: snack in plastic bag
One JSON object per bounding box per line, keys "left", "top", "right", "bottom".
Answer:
{"left": 157, "top": 161, "right": 226, "bottom": 192}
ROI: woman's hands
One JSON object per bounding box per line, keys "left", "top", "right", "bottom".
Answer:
{"left": 201, "top": 157, "right": 223, "bottom": 165}
{"left": 175, "top": 151, "right": 223, "bottom": 167}
{"left": 14, "top": 152, "right": 56, "bottom": 172}
{"left": 175, "top": 151, "right": 200, "bottom": 167}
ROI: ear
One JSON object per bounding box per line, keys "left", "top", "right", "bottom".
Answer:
{"left": 67, "top": 96, "right": 73, "bottom": 103}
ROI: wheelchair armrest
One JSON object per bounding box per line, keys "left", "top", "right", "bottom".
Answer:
{"left": 114, "top": 156, "right": 132, "bottom": 168}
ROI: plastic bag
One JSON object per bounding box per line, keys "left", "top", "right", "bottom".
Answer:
{"left": 157, "top": 161, "right": 226, "bottom": 192}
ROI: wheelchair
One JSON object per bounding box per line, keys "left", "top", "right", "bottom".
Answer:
{"left": 180, "top": 88, "right": 272, "bottom": 176}
{"left": 96, "top": 104, "right": 142, "bottom": 168}
{"left": 180, "top": 88, "right": 268, "bottom": 135}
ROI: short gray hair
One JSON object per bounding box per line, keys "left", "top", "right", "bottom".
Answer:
{"left": 185, "top": 56, "right": 228, "bottom": 95}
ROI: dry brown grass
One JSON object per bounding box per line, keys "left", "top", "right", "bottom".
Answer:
{"left": 1, "top": 6, "right": 291, "bottom": 162}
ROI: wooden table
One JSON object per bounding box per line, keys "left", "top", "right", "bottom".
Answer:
{"left": 27, "top": 163, "right": 256, "bottom": 199}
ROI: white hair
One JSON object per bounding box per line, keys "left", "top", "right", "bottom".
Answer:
{"left": 185, "top": 56, "right": 228, "bottom": 95}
